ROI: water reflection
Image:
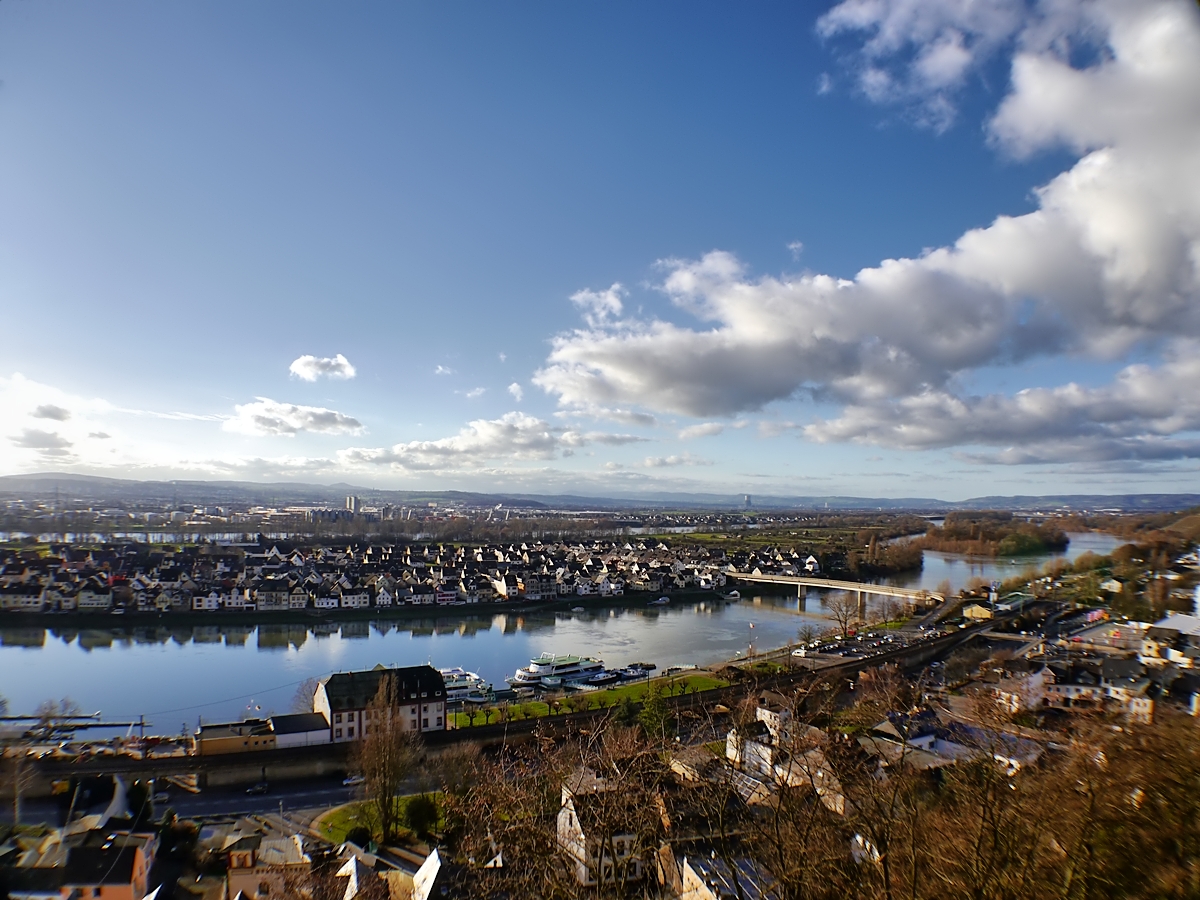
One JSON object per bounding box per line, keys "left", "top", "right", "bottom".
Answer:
{"left": 884, "top": 531, "right": 1125, "bottom": 593}
{"left": 0, "top": 533, "right": 1129, "bottom": 724}
{"left": 0, "top": 597, "right": 825, "bottom": 723}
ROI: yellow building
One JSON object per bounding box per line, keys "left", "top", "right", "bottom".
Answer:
{"left": 962, "top": 603, "right": 994, "bottom": 621}
{"left": 194, "top": 718, "right": 276, "bottom": 756}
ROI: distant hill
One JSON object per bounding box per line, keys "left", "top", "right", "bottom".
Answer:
{"left": 1, "top": 473, "right": 1198, "bottom": 513}
{"left": 0, "top": 473, "right": 550, "bottom": 510}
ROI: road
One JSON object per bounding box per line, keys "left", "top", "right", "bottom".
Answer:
{"left": 164, "top": 777, "right": 357, "bottom": 820}
{"left": 0, "top": 776, "right": 359, "bottom": 828}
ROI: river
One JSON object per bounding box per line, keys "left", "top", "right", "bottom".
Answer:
{"left": 0, "top": 532, "right": 1125, "bottom": 730}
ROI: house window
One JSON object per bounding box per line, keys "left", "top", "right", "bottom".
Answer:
{"left": 335, "top": 728, "right": 343, "bottom": 738}
{"left": 347, "top": 728, "right": 354, "bottom": 738}
{"left": 435, "top": 717, "right": 442, "bottom": 727}
{"left": 422, "top": 718, "right": 428, "bottom": 728}
{"left": 335, "top": 713, "right": 342, "bottom": 723}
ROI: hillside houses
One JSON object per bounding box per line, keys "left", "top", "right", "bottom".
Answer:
{"left": 0, "top": 538, "right": 801, "bottom": 617}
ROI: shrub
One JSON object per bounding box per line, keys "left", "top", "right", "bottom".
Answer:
{"left": 404, "top": 794, "right": 439, "bottom": 838}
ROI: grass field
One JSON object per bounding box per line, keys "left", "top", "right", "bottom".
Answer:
{"left": 317, "top": 801, "right": 375, "bottom": 844}
{"left": 449, "top": 673, "right": 729, "bottom": 727}
{"left": 317, "top": 793, "right": 444, "bottom": 845}
{"left": 743, "top": 660, "right": 786, "bottom": 676}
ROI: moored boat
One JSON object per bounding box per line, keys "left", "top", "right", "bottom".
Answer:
{"left": 438, "top": 666, "right": 494, "bottom": 704}
{"left": 587, "top": 670, "right": 622, "bottom": 686}
{"left": 507, "top": 652, "right": 605, "bottom": 688}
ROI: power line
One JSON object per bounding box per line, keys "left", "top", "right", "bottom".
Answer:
{"left": 120, "top": 672, "right": 333, "bottom": 718}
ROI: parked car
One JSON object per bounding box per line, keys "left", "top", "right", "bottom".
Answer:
{"left": 245, "top": 782, "right": 269, "bottom": 795}
{"left": 342, "top": 775, "right": 365, "bottom": 786}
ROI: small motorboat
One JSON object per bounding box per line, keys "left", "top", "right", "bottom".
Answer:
{"left": 587, "top": 671, "right": 622, "bottom": 686}
{"left": 649, "top": 597, "right": 670, "bottom": 606}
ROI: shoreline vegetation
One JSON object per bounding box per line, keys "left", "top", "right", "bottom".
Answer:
{"left": 912, "top": 512, "right": 1070, "bottom": 557}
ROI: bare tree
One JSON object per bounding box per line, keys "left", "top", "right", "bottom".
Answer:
{"left": 291, "top": 677, "right": 320, "bottom": 713}
{"left": 352, "top": 676, "right": 423, "bottom": 843}
{"left": 827, "top": 592, "right": 860, "bottom": 638}
{"left": 878, "top": 597, "right": 902, "bottom": 626}
{"left": 426, "top": 741, "right": 481, "bottom": 798}
{"left": 32, "top": 697, "right": 83, "bottom": 740}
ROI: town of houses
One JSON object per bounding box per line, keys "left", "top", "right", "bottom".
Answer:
{"left": 0, "top": 539, "right": 832, "bottom": 616}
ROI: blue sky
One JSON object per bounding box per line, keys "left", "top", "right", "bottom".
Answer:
{"left": 2, "top": 0, "right": 1199, "bottom": 500}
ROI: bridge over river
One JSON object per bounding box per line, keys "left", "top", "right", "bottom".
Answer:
{"left": 729, "top": 572, "right": 944, "bottom": 608}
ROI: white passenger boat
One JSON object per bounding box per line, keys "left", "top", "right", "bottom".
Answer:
{"left": 587, "top": 670, "right": 622, "bottom": 686}
{"left": 507, "top": 652, "right": 605, "bottom": 688}
{"left": 438, "top": 667, "right": 493, "bottom": 703}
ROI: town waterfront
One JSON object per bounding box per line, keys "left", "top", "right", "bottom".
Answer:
{"left": 0, "top": 533, "right": 1124, "bottom": 729}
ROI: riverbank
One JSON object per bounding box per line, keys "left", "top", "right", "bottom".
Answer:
{"left": 0, "top": 588, "right": 735, "bottom": 630}
{"left": 0, "top": 585, "right": 847, "bottom": 725}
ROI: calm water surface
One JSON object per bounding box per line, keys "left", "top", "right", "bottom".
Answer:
{"left": 0, "top": 532, "right": 1125, "bottom": 729}
{"left": 0, "top": 597, "right": 825, "bottom": 729}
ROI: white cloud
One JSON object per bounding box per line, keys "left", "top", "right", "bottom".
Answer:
{"left": 787, "top": 241, "right": 805, "bottom": 259}
{"left": 570, "top": 283, "right": 625, "bottom": 327}
{"left": 679, "top": 422, "right": 725, "bottom": 439}
{"left": 807, "top": 342, "right": 1200, "bottom": 463}
{"left": 817, "top": 0, "right": 1028, "bottom": 129}
{"left": 341, "top": 412, "right": 645, "bottom": 472}
{"left": 435, "top": 365, "right": 455, "bottom": 376}
{"left": 508, "top": 382, "right": 524, "bottom": 401}
{"left": 560, "top": 430, "right": 646, "bottom": 448}
{"left": 223, "top": 398, "right": 364, "bottom": 437}
{"left": 463, "top": 387, "right": 486, "bottom": 399}
{"left": 10, "top": 428, "right": 73, "bottom": 456}
{"left": 551, "top": 404, "right": 659, "bottom": 427}
{"left": 0, "top": 374, "right": 115, "bottom": 468}
{"left": 32, "top": 404, "right": 71, "bottom": 421}
{"left": 758, "top": 420, "right": 801, "bottom": 438}
{"left": 536, "top": 1, "right": 1200, "bottom": 464}
{"left": 288, "top": 353, "right": 357, "bottom": 382}
{"left": 643, "top": 452, "right": 713, "bottom": 468}
{"left": 498, "top": 352, "right": 507, "bottom": 362}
